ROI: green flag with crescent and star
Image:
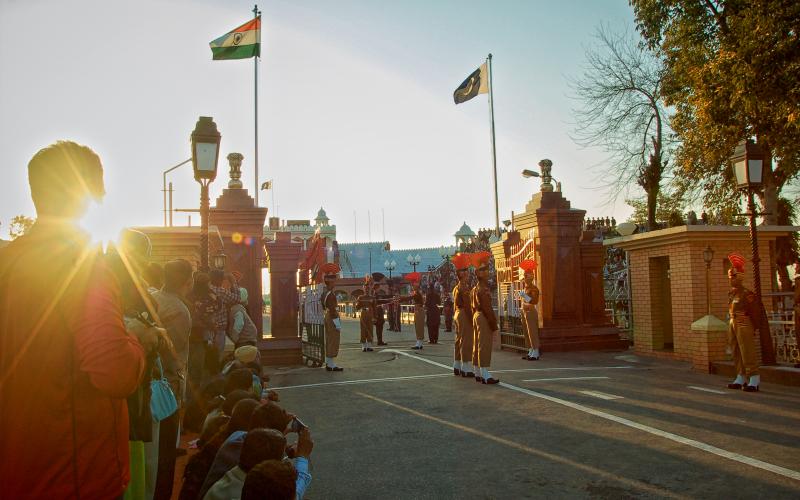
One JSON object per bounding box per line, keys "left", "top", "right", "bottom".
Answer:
{"left": 453, "top": 62, "right": 489, "bottom": 104}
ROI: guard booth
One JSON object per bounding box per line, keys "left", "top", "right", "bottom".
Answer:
{"left": 297, "top": 233, "right": 338, "bottom": 367}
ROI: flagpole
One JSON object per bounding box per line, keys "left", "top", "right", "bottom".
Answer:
{"left": 487, "top": 53, "right": 500, "bottom": 237}
{"left": 253, "top": 4, "right": 260, "bottom": 206}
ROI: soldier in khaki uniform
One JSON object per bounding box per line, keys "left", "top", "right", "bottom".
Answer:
{"left": 399, "top": 272, "right": 425, "bottom": 349}
{"left": 356, "top": 276, "right": 376, "bottom": 352}
{"left": 726, "top": 253, "right": 760, "bottom": 391}
{"left": 321, "top": 263, "right": 343, "bottom": 371}
{"left": 451, "top": 253, "right": 474, "bottom": 377}
{"left": 518, "top": 259, "right": 541, "bottom": 361}
{"left": 471, "top": 252, "right": 499, "bottom": 384}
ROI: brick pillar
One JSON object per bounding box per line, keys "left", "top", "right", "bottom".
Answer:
{"left": 262, "top": 231, "right": 303, "bottom": 365}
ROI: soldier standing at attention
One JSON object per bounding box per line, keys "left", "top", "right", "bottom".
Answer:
{"left": 321, "top": 263, "right": 343, "bottom": 371}
{"left": 399, "top": 273, "right": 425, "bottom": 349}
{"left": 471, "top": 252, "right": 499, "bottom": 385}
{"left": 519, "top": 259, "right": 541, "bottom": 361}
{"left": 451, "top": 253, "right": 474, "bottom": 377}
{"left": 726, "top": 253, "right": 760, "bottom": 392}
{"left": 356, "top": 276, "right": 376, "bottom": 352}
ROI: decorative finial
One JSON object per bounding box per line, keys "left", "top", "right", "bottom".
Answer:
{"left": 538, "top": 159, "right": 553, "bottom": 192}
{"left": 227, "top": 152, "right": 244, "bottom": 188}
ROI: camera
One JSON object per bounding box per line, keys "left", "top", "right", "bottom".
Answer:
{"left": 289, "top": 416, "right": 306, "bottom": 433}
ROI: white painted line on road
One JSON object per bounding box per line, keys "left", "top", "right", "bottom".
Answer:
{"left": 387, "top": 348, "right": 800, "bottom": 483}
{"left": 523, "top": 376, "right": 610, "bottom": 382}
{"left": 579, "top": 390, "right": 624, "bottom": 400}
{"left": 494, "top": 365, "right": 635, "bottom": 374}
{"left": 270, "top": 373, "right": 451, "bottom": 390}
{"left": 688, "top": 386, "right": 728, "bottom": 395}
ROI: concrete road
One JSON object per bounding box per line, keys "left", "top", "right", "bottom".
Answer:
{"left": 263, "top": 317, "right": 800, "bottom": 499}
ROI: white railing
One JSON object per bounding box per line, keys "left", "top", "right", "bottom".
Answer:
{"left": 768, "top": 310, "right": 798, "bottom": 365}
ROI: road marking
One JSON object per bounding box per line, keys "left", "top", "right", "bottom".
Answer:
{"left": 270, "top": 373, "right": 451, "bottom": 390}
{"left": 387, "top": 348, "right": 800, "bottom": 483}
{"left": 523, "top": 376, "right": 610, "bottom": 382}
{"left": 494, "top": 365, "right": 635, "bottom": 374}
{"left": 579, "top": 390, "right": 624, "bottom": 400}
{"left": 357, "top": 391, "right": 687, "bottom": 500}
{"left": 688, "top": 386, "right": 728, "bottom": 395}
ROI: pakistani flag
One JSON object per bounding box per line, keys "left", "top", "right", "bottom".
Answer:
{"left": 210, "top": 16, "right": 261, "bottom": 60}
{"left": 453, "top": 62, "right": 489, "bottom": 104}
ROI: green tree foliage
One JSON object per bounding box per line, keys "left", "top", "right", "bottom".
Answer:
{"left": 629, "top": 0, "right": 800, "bottom": 224}
{"left": 625, "top": 191, "right": 687, "bottom": 228}
{"left": 8, "top": 215, "right": 35, "bottom": 240}
{"left": 570, "top": 26, "right": 674, "bottom": 229}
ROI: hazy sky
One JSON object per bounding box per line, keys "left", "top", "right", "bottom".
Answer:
{"left": 0, "top": 0, "right": 637, "bottom": 247}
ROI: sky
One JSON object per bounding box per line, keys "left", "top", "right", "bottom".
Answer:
{"left": 0, "top": 0, "right": 638, "bottom": 248}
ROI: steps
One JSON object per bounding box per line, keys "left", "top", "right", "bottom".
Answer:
{"left": 710, "top": 360, "right": 800, "bottom": 387}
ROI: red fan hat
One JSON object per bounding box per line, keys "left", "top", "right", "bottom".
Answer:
{"left": 405, "top": 272, "right": 422, "bottom": 284}
{"left": 471, "top": 251, "right": 491, "bottom": 271}
{"left": 519, "top": 259, "right": 537, "bottom": 273}
{"left": 452, "top": 253, "right": 471, "bottom": 272}
{"left": 322, "top": 262, "right": 340, "bottom": 279}
{"left": 728, "top": 252, "right": 746, "bottom": 274}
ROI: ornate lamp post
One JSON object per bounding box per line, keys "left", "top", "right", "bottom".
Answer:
{"left": 730, "top": 139, "right": 765, "bottom": 300}
{"left": 702, "top": 245, "right": 714, "bottom": 316}
{"left": 191, "top": 116, "right": 222, "bottom": 272}
{"left": 384, "top": 259, "right": 396, "bottom": 280}
{"left": 406, "top": 253, "right": 421, "bottom": 272}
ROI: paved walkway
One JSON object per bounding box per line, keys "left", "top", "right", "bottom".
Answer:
{"left": 260, "top": 317, "right": 800, "bottom": 499}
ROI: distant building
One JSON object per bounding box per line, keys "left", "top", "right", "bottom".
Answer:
{"left": 338, "top": 242, "right": 450, "bottom": 279}
{"left": 263, "top": 207, "right": 336, "bottom": 250}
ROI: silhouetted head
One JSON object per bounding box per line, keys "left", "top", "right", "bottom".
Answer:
{"left": 28, "top": 141, "right": 104, "bottom": 219}
{"left": 241, "top": 460, "right": 296, "bottom": 500}
{"left": 239, "top": 429, "right": 286, "bottom": 472}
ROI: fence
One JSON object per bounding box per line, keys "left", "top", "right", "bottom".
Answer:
{"left": 298, "top": 284, "right": 325, "bottom": 367}
{"left": 768, "top": 309, "right": 798, "bottom": 365}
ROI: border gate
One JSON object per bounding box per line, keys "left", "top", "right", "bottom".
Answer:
{"left": 299, "top": 283, "right": 325, "bottom": 367}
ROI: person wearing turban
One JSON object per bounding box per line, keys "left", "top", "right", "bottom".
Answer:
{"left": 518, "top": 259, "right": 541, "bottom": 361}
{"left": 726, "top": 253, "right": 760, "bottom": 391}
{"left": 470, "top": 252, "right": 499, "bottom": 384}
{"left": 399, "top": 273, "right": 425, "bottom": 349}
{"left": 451, "top": 253, "right": 474, "bottom": 377}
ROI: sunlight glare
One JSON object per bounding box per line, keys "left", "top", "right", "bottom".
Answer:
{"left": 79, "top": 201, "right": 123, "bottom": 251}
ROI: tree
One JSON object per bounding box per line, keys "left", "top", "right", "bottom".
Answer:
{"left": 570, "top": 25, "right": 674, "bottom": 229}
{"left": 8, "top": 215, "right": 35, "bottom": 240}
{"left": 625, "top": 191, "right": 686, "bottom": 228}
{"left": 630, "top": 0, "right": 800, "bottom": 286}
{"left": 629, "top": 0, "right": 800, "bottom": 223}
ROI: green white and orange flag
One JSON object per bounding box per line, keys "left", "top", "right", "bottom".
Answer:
{"left": 210, "top": 16, "right": 261, "bottom": 60}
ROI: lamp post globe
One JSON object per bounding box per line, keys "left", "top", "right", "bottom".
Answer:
{"left": 191, "top": 116, "right": 222, "bottom": 272}
{"left": 213, "top": 252, "right": 227, "bottom": 270}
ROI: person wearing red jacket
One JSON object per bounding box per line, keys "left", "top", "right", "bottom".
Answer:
{"left": 0, "top": 141, "right": 146, "bottom": 499}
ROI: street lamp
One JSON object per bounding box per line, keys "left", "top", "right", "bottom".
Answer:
{"left": 438, "top": 245, "right": 456, "bottom": 261}
{"left": 522, "top": 169, "right": 561, "bottom": 192}
{"left": 730, "top": 138, "right": 775, "bottom": 364}
{"left": 407, "top": 253, "right": 421, "bottom": 272}
{"left": 384, "top": 259, "right": 396, "bottom": 279}
{"left": 191, "top": 116, "right": 222, "bottom": 272}
{"left": 702, "top": 245, "right": 714, "bottom": 317}
{"left": 730, "top": 139, "right": 765, "bottom": 300}
{"left": 213, "top": 252, "right": 227, "bottom": 270}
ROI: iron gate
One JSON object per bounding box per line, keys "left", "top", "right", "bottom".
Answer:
{"left": 298, "top": 284, "right": 325, "bottom": 367}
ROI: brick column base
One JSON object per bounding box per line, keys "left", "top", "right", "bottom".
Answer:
{"left": 689, "top": 315, "right": 729, "bottom": 372}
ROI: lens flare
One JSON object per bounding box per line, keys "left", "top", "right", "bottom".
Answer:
{"left": 78, "top": 201, "right": 123, "bottom": 251}
{"left": 232, "top": 232, "right": 244, "bottom": 244}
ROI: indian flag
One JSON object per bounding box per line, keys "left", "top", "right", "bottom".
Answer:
{"left": 210, "top": 17, "right": 261, "bottom": 60}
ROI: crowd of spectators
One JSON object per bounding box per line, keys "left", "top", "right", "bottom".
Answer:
{"left": 0, "top": 141, "right": 314, "bottom": 499}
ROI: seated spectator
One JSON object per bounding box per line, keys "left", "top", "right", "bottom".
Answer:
{"left": 203, "top": 429, "right": 287, "bottom": 500}
{"left": 198, "top": 415, "right": 230, "bottom": 449}
{"left": 143, "top": 261, "right": 164, "bottom": 293}
{"left": 202, "top": 389, "right": 257, "bottom": 436}
{"left": 241, "top": 460, "right": 297, "bottom": 500}
{"left": 200, "top": 402, "right": 312, "bottom": 499}
{"left": 179, "top": 398, "right": 259, "bottom": 500}
{"left": 229, "top": 288, "right": 259, "bottom": 348}
{"left": 226, "top": 367, "right": 261, "bottom": 398}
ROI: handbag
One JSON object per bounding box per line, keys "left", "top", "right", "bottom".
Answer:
{"left": 150, "top": 356, "right": 178, "bottom": 422}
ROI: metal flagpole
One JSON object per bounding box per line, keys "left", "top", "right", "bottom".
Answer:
{"left": 487, "top": 53, "right": 500, "bottom": 237}
{"left": 253, "top": 4, "right": 260, "bottom": 206}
